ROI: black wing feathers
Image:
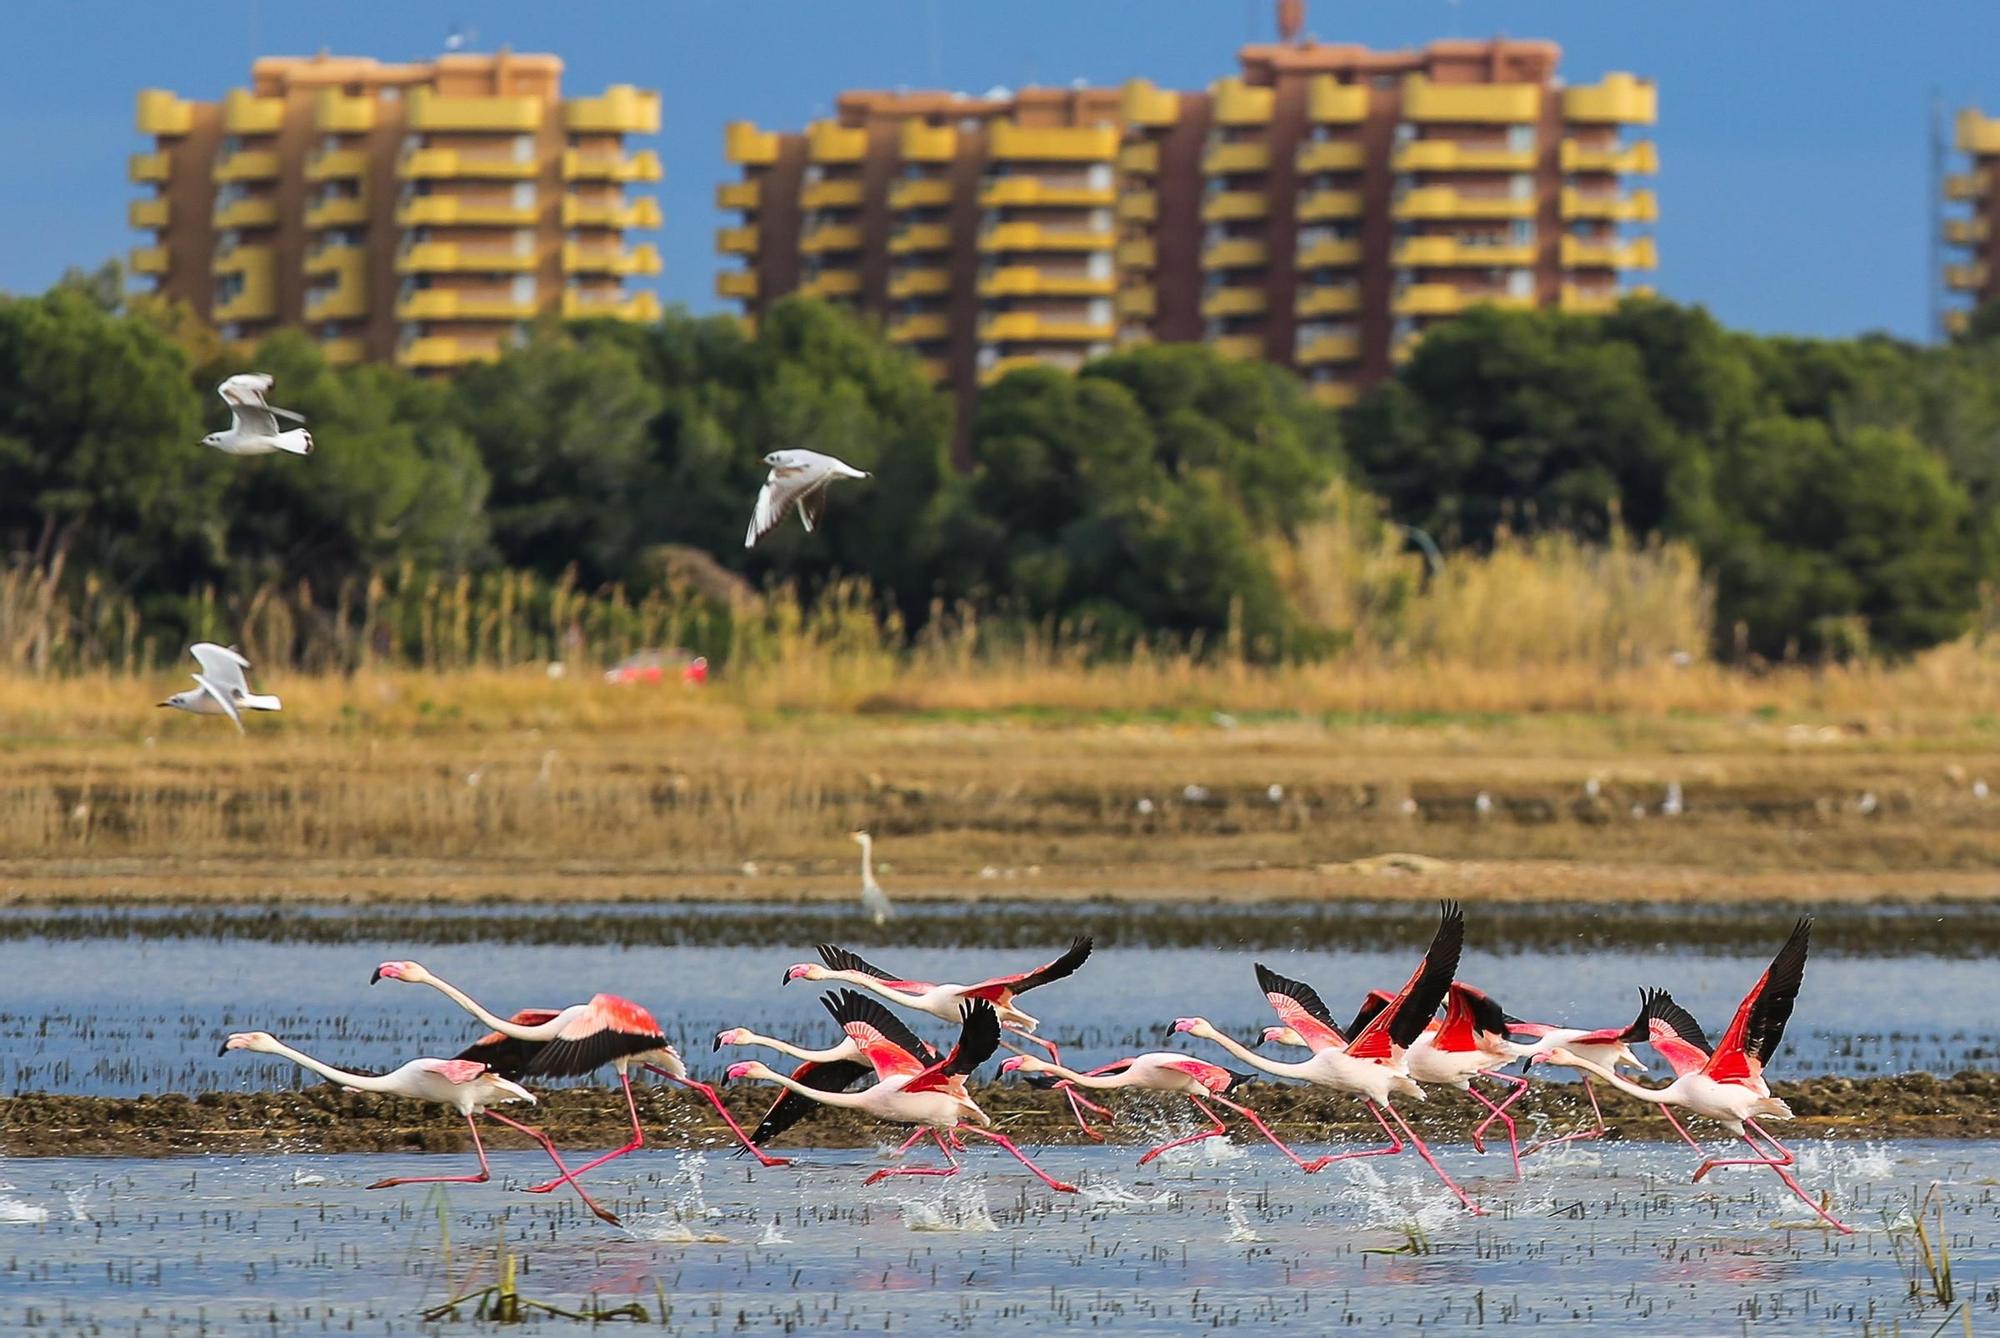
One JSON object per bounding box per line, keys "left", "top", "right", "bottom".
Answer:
{"left": 1642, "top": 987, "right": 1714, "bottom": 1057}
{"left": 1011, "top": 935, "right": 1094, "bottom": 994}
{"left": 817, "top": 943, "right": 902, "bottom": 981}
{"left": 1253, "top": 962, "right": 1341, "bottom": 1035}
{"left": 822, "top": 988, "right": 935, "bottom": 1065}
{"left": 744, "top": 1058, "right": 873, "bottom": 1148}
{"left": 1387, "top": 900, "right": 1464, "bottom": 1048}
{"left": 1744, "top": 916, "right": 1812, "bottom": 1065}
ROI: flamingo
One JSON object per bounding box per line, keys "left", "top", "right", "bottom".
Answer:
{"left": 1400, "top": 983, "right": 1535, "bottom": 1179}
{"left": 1540, "top": 918, "right": 1853, "bottom": 1234}
{"left": 1506, "top": 995, "right": 1653, "bottom": 1152}
{"left": 999, "top": 1053, "right": 1325, "bottom": 1172}
{"left": 711, "top": 1025, "right": 903, "bottom": 1154}
{"left": 217, "top": 1031, "right": 620, "bottom": 1226}
{"left": 726, "top": 990, "right": 1078, "bottom": 1193}
{"left": 783, "top": 936, "right": 1091, "bottom": 1061}
{"left": 1173, "top": 901, "right": 1483, "bottom": 1213}
{"left": 852, "top": 830, "right": 893, "bottom": 924}
{"left": 371, "top": 960, "right": 788, "bottom": 1192}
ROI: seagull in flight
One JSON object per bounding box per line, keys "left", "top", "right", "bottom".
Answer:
{"left": 159, "top": 643, "right": 283, "bottom": 732}
{"left": 745, "top": 449, "right": 869, "bottom": 548}
{"left": 203, "top": 373, "right": 312, "bottom": 457}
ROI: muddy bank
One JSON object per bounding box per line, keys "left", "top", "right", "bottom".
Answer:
{"left": 5, "top": 1072, "right": 1996, "bottom": 1158}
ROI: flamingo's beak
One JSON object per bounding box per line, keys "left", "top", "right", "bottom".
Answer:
{"left": 216, "top": 1040, "right": 229, "bottom": 1056}
{"left": 369, "top": 967, "right": 383, "bottom": 984}
{"left": 724, "top": 1062, "right": 756, "bottom": 1082}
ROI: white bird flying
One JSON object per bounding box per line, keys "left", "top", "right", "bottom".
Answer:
{"left": 202, "top": 373, "right": 312, "bottom": 457}
{"left": 158, "top": 643, "right": 283, "bottom": 732}
{"left": 744, "top": 449, "right": 869, "bottom": 548}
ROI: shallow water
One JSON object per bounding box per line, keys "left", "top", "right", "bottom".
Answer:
{"left": 1, "top": 1139, "right": 1993, "bottom": 1333}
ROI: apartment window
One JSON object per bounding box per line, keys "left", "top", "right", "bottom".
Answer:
{"left": 1394, "top": 123, "right": 1416, "bottom": 144}
{"left": 512, "top": 182, "right": 536, "bottom": 208}
{"left": 513, "top": 135, "right": 535, "bottom": 162}
{"left": 1507, "top": 125, "right": 1536, "bottom": 153}
{"left": 1510, "top": 220, "right": 1533, "bottom": 245}
{"left": 402, "top": 134, "right": 422, "bottom": 155}
{"left": 1511, "top": 173, "right": 1534, "bottom": 198}
{"left": 511, "top": 274, "right": 537, "bottom": 304}
{"left": 1507, "top": 269, "right": 1534, "bottom": 298}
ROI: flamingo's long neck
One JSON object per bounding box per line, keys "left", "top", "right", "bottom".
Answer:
{"left": 1196, "top": 1028, "right": 1317, "bottom": 1080}
{"left": 739, "top": 1032, "right": 851, "bottom": 1064}
{"left": 756, "top": 1069, "right": 875, "bottom": 1109}
{"left": 259, "top": 1040, "right": 396, "bottom": 1093}
{"left": 1559, "top": 1053, "right": 1681, "bottom": 1107}
{"left": 418, "top": 974, "right": 558, "bottom": 1040}
{"left": 823, "top": 969, "right": 920, "bottom": 1005}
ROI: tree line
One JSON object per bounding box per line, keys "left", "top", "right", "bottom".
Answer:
{"left": 4, "top": 263, "right": 1997, "bottom": 668}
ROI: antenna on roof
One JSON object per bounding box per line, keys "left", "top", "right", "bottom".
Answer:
{"left": 1277, "top": 0, "right": 1304, "bottom": 43}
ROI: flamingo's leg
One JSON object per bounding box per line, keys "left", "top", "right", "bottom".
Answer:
{"left": 370, "top": 1114, "right": 491, "bottom": 1190}
{"left": 1525, "top": 1075, "right": 1611, "bottom": 1155}
{"left": 864, "top": 1132, "right": 960, "bottom": 1186}
{"left": 650, "top": 1067, "right": 791, "bottom": 1168}
{"left": 1211, "top": 1094, "right": 1327, "bottom": 1173}
{"left": 1052, "top": 1081, "right": 1113, "bottom": 1140}
{"left": 1467, "top": 1072, "right": 1528, "bottom": 1179}
{"left": 1703, "top": 1119, "right": 1853, "bottom": 1235}
{"left": 999, "top": 1023, "right": 1061, "bottom": 1064}
{"left": 1656, "top": 1103, "right": 1707, "bottom": 1155}
{"left": 483, "top": 1111, "right": 620, "bottom": 1226}
{"left": 1309, "top": 1099, "right": 1406, "bottom": 1167}
{"left": 525, "top": 1068, "right": 645, "bottom": 1194}
{"left": 1382, "top": 1101, "right": 1483, "bottom": 1215}
{"left": 887, "top": 1128, "right": 927, "bottom": 1158}
{"left": 1135, "top": 1096, "right": 1229, "bottom": 1166}
{"left": 956, "top": 1127, "right": 1077, "bottom": 1193}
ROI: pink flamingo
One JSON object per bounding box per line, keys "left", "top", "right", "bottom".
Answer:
{"left": 1506, "top": 996, "right": 1653, "bottom": 1152}
{"left": 1539, "top": 918, "right": 1853, "bottom": 1234}
{"left": 217, "top": 1031, "right": 620, "bottom": 1225}
{"left": 726, "top": 990, "right": 1078, "bottom": 1193}
{"left": 1399, "top": 983, "right": 1534, "bottom": 1179}
{"left": 1173, "top": 901, "right": 1483, "bottom": 1214}
{"left": 999, "top": 1052, "right": 1325, "bottom": 1172}
{"left": 371, "top": 960, "right": 787, "bottom": 1192}
{"left": 782, "top": 937, "right": 1091, "bottom": 1061}
{"left": 714, "top": 1025, "right": 934, "bottom": 1157}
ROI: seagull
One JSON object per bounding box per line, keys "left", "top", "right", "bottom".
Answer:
{"left": 203, "top": 374, "right": 312, "bottom": 457}
{"left": 158, "top": 643, "right": 282, "bottom": 732}
{"left": 744, "top": 449, "right": 869, "bottom": 548}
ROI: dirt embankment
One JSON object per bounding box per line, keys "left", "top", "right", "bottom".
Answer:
{"left": 5, "top": 1072, "right": 1996, "bottom": 1159}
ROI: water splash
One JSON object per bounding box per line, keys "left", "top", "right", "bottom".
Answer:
{"left": 1336, "top": 1159, "right": 1461, "bottom": 1237}
{"left": 1797, "top": 1138, "right": 1894, "bottom": 1183}
{"left": 1078, "top": 1180, "right": 1173, "bottom": 1214}
{"left": 1151, "top": 1134, "right": 1244, "bottom": 1169}
{"left": 0, "top": 1194, "right": 50, "bottom": 1224}
{"left": 898, "top": 1178, "right": 998, "bottom": 1233}
{"left": 621, "top": 1214, "right": 730, "bottom": 1244}
{"left": 1222, "top": 1193, "right": 1262, "bottom": 1243}
{"left": 756, "top": 1217, "right": 791, "bottom": 1245}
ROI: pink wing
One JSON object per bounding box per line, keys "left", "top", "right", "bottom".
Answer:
{"left": 576, "top": 993, "right": 664, "bottom": 1039}
{"left": 1648, "top": 1017, "right": 1710, "bottom": 1078}
{"left": 422, "top": 1059, "right": 490, "bottom": 1085}
{"left": 1159, "top": 1057, "right": 1233, "bottom": 1092}
{"left": 1507, "top": 1020, "right": 1557, "bottom": 1039}
{"left": 839, "top": 1017, "right": 929, "bottom": 1081}
{"left": 1263, "top": 991, "right": 1346, "bottom": 1054}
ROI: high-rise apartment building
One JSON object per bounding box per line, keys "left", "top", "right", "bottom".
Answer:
{"left": 129, "top": 51, "right": 663, "bottom": 370}
{"left": 716, "top": 36, "right": 1655, "bottom": 413}
{"left": 1945, "top": 109, "right": 1999, "bottom": 333}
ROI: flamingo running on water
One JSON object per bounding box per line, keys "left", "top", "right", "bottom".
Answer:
{"left": 783, "top": 936, "right": 1091, "bottom": 1061}
{"left": 727, "top": 990, "right": 1078, "bottom": 1192}
{"left": 1398, "top": 983, "right": 1535, "bottom": 1179}
{"left": 1173, "top": 901, "right": 1483, "bottom": 1214}
{"left": 711, "top": 1025, "right": 902, "bottom": 1154}
{"left": 1539, "top": 918, "right": 1853, "bottom": 1234}
{"left": 1506, "top": 995, "right": 1653, "bottom": 1153}
{"left": 999, "top": 1053, "right": 1326, "bottom": 1172}
{"left": 371, "top": 961, "right": 788, "bottom": 1191}
{"left": 217, "top": 1031, "right": 620, "bottom": 1225}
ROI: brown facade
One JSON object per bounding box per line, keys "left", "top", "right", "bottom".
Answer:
{"left": 1946, "top": 109, "right": 2000, "bottom": 332}
{"left": 130, "top": 52, "right": 663, "bottom": 371}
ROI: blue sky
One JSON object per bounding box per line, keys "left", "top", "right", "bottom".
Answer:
{"left": 3, "top": 1, "right": 1997, "bottom": 340}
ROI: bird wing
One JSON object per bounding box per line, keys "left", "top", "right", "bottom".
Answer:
{"left": 1705, "top": 917, "right": 1811, "bottom": 1085}
{"left": 522, "top": 995, "right": 668, "bottom": 1079}
{"left": 906, "top": 1000, "right": 1000, "bottom": 1092}
{"left": 189, "top": 643, "right": 251, "bottom": 695}
{"left": 745, "top": 1057, "right": 873, "bottom": 1147}
{"left": 218, "top": 373, "right": 275, "bottom": 407}
{"left": 1253, "top": 963, "right": 1347, "bottom": 1054}
{"left": 454, "top": 1008, "right": 563, "bottom": 1081}
{"left": 1640, "top": 988, "right": 1714, "bottom": 1077}
{"left": 1343, "top": 989, "right": 1398, "bottom": 1044}
{"left": 745, "top": 465, "right": 815, "bottom": 548}
{"left": 963, "top": 935, "right": 1093, "bottom": 1000}
{"left": 1158, "top": 1057, "right": 1236, "bottom": 1093}
{"left": 229, "top": 401, "right": 281, "bottom": 438}
{"left": 818, "top": 943, "right": 928, "bottom": 992}
{"left": 1348, "top": 900, "right": 1464, "bottom": 1060}
{"left": 190, "top": 674, "right": 245, "bottom": 732}
{"left": 1431, "top": 981, "right": 1509, "bottom": 1052}
{"left": 418, "top": 1058, "right": 492, "bottom": 1085}
{"left": 822, "top": 989, "right": 932, "bottom": 1081}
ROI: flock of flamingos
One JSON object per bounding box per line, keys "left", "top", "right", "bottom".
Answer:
{"left": 220, "top": 901, "right": 1852, "bottom": 1234}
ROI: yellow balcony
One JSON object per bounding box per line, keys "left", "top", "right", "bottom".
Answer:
{"left": 989, "top": 122, "right": 1119, "bottom": 162}
{"left": 1394, "top": 283, "right": 1534, "bottom": 317}
{"left": 978, "top": 268, "right": 1116, "bottom": 298}
{"left": 562, "top": 195, "right": 662, "bottom": 229}
{"left": 1297, "top": 285, "right": 1361, "bottom": 316}
{"left": 1296, "top": 141, "right": 1366, "bottom": 173}
{"left": 888, "top": 311, "right": 950, "bottom": 343}
{"left": 1211, "top": 333, "right": 1264, "bottom": 360}
{"left": 1116, "top": 286, "right": 1156, "bottom": 319}
{"left": 890, "top": 177, "right": 954, "bottom": 209}
{"left": 1561, "top": 140, "right": 1659, "bottom": 174}
{"left": 1395, "top": 237, "right": 1537, "bottom": 267}
{"left": 1119, "top": 140, "right": 1160, "bottom": 175}
{"left": 128, "top": 197, "right": 169, "bottom": 229}
{"left": 1117, "top": 237, "right": 1157, "bottom": 268}
{"left": 1201, "top": 237, "right": 1268, "bottom": 270}
{"left": 561, "top": 242, "right": 663, "bottom": 276}
{"left": 900, "top": 120, "right": 957, "bottom": 162}
{"left": 1394, "top": 188, "right": 1536, "bottom": 221}
{"left": 1564, "top": 74, "right": 1657, "bottom": 126}
{"left": 1202, "top": 141, "right": 1272, "bottom": 175}
{"left": 1298, "top": 190, "right": 1364, "bottom": 221}
{"left": 1559, "top": 284, "right": 1621, "bottom": 314}
{"left": 716, "top": 224, "right": 759, "bottom": 254}
{"left": 979, "top": 354, "right": 1052, "bottom": 385}
{"left": 1560, "top": 235, "right": 1657, "bottom": 270}
{"left": 1200, "top": 286, "right": 1267, "bottom": 319}
{"left": 801, "top": 222, "right": 864, "bottom": 254}
{"left": 213, "top": 150, "right": 280, "bottom": 183}
{"left": 304, "top": 273, "right": 367, "bottom": 322}
{"left": 1945, "top": 171, "right": 1989, "bottom": 202}
{"left": 981, "top": 177, "right": 1116, "bottom": 207}
{"left": 562, "top": 149, "right": 663, "bottom": 183}
{"left": 319, "top": 337, "right": 368, "bottom": 367}
{"left": 129, "top": 245, "right": 169, "bottom": 275}
{"left": 980, "top": 222, "right": 1113, "bottom": 253}
{"left": 889, "top": 222, "right": 952, "bottom": 254}
{"left": 1947, "top": 216, "right": 1989, "bottom": 245}
{"left": 808, "top": 120, "right": 868, "bottom": 163}
{"left": 397, "top": 196, "right": 539, "bottom": 227}
{"left": 1394, "top": 140, "right": 1536, "bottom": 172}
{"left": 802, "top": 178, "right": 866, "bottom": 209}
{"left": 315, "top": 92, "right": 375, "bottom": 133}
{"left": 717, "top": 180, "right": 761, "bottom": 210}
{"left": 303, "top": 192, "right": 366, "bottom": 229}
{"left": 135, "top": 89, "right": 193, "bottom": 136}
{"left": 1958, "top": 110, "right": 2000, "bottom": 156}
{"left": 408, "top": 89, "right": 543, "bottom": 133}
{"left": 1307, "top": 77, "right": 1368, "bottom": 124}
{"left": 1118, "top": 191, "right": 1158, "bottom": 222}
{"left": 396, "top": 290, "right": 540, "bottom": 321}
{"left": 400, "top": 149, "right": 538, "bottom": 181}
{"left": 213, "top": 195, "right": 279, "bottom": 229}
{"left": 1947, "top": 262, "right": 1989, "bottom": 291}
{"left": 1297, "top": 332, "right": 1361, "bottom": 364}
{"left": 1945, "top": 309, "right": 1971, "bottom": 336}
{"left": 129, "top": 151, "right": 171, "bottom": 183}
{"left": 1122, "top": 79, "right": 1181, "bottom": 128}
{"left": 397, "top": 242, "right": 540, "bottom": 274}
{"left": 303, "top": 242, "right": 362, "bottom": 276}
{"left": 222, "top": 89, "right": 284, "bottom": 135}
{"left": 916, "top": 356, "right": 950, "bottom": 382}
{"left": 564, "top": 86, "right": 661, "bottom": 135}
{"left": 214, "top": 281, "right": 278, "bottom": 325}
{"left": 308, "top": 148, "right": 370, "bottom": 181}
{"left": 1404, "top": 75, "right": 1540, "bottom": 124}
{"left": 725, "top": 121, "right": 780, "bottom": 165}
{"left": 799, "top": 269, "right": 862, "bottom": 299}
{"left": 889, "top": 266, "right": 950, "bottom": 298}
{"left": 979, "top": 312, "right": 1115, "bottom": 343}
{"left": 716, "top": 269, "right": 758, "bottom": 300}
{"left": 397, "top": 336, "right": 501, "bottom": 370}
{"left": 1201, "top": 190, "right": 1269, "bottom": 223}
{"left": 1311, "top": 382, "right": 1359, "bottom": 408}
{"left": 1560, "top": 188, "right": 1659, "bottom": 223}
{"left": 558, "top": 288, "right": 663, "bottom": 323}
{"left": 1297, "top": 237, "right": 1364, "bottom": 268}
{"left": 1212, "top": 77, "right": 1274, "bottom": 126}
